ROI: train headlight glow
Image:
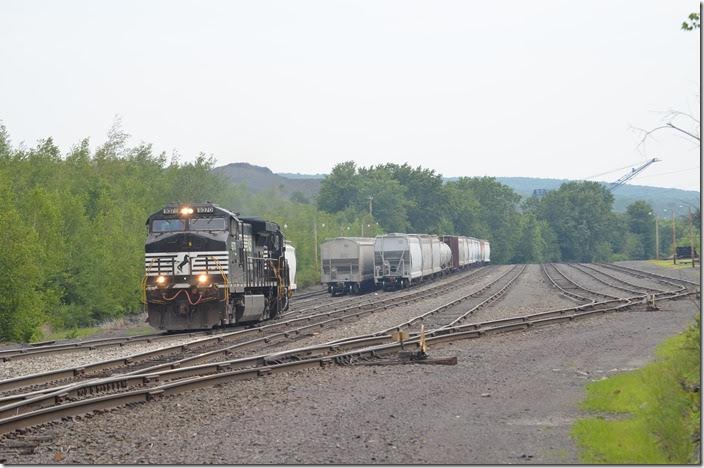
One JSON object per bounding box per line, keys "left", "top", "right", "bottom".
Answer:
{"left": 180, "top": 207, "right": 194, "bottom": 216}
{"left": 156, "top": 275, "right": 167, "bottom": 285}
{"left": 197, "top": 274, "right": 209, "bottom": 284}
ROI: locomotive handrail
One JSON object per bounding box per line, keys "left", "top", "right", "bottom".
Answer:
{"left": 207, "top": 255, "right": 230, "bottom": 302}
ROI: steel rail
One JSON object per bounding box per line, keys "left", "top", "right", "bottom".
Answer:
{"left": 0, "top": 285, "right": 696, "bottom": 437}
{"left": 0, "top": 331, "right": 218, "bottom": 362}
{"left": 564, "top": 263, "right": 650, "bottom": 297}
{"left": 576, "top": 263, "right": 680, "bottom": 295}
{"left": 549, "top": 263, "right": 622, "bottom": 300}
{"left": 322, "top": 265, "right": 522, "bottom": 345}
{"left": 0, "top": 266, "right": 493, "bottom": 394}
{"left": 283, "top": 266, "right": 487, "bottom": 317}
{"left": 540, "top": 263, "right": 597, "bottom": 304}
{"left": 597, "top": 263, "right": 700, "bottom": 288}
{"left": 289, "top": 289, "right": 327, "bottom": 301}
{"left": 0, "top": 266, "right": 514, "bottom": 412}
{"left": 380, "top": 264, "right": 525, "bottom": 333}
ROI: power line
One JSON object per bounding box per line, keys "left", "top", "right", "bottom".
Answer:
{"left": 628, "top": 166, "right": 699, "bottom": 180}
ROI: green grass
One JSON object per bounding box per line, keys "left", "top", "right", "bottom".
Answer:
{"left": 39, "top": 326, "right": 103, "bottom": 342}
{"left": 572, "top": 319, "right": 701, "bottom": 464}
{"left": 124, "top": 325, "right": 156, "bottom": 336}
{"left": 648, "top": 259, "right": 697, "bottom": 270}
{"left": 34, "top": 323, "right": 155, "bottom": 343}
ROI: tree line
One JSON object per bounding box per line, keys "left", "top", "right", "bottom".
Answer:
{"left": 0, "top": 128, "right": 698, "bottom": 341}
{"left": 318, "top": 161, "right": 699, "bottom": 265}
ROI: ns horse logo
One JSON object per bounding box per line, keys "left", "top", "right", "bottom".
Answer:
{"left": 176, "top": 254, "right": 191, "bottom": 274}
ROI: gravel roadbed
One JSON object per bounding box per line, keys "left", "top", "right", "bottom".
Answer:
{"left": 0, "top": 336, "right": 212, "bottom": 381}
{"left": 262, "top": 265, "right": 517, "bottom": 352}
{"left": 553, "top": 264, "right": 633, "bottom": 299}
{"left": 0, "top": 267, "right": 496, "bottom": 382}
{"left": 1, "top": 273, "right": 696, "bottom": 464}
{"left": 583, "top": 263, "right": 681, "bottom": 291}
{"left": 461, "top": 264, "right": 577, "bottom": 324}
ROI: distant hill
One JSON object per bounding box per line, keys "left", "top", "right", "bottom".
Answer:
{"left": 212, "top": 163, "right": 321, "bottom": 203}
{"left": 493, "top": 177, "right": 699, "bottom": 216}
{"left": 212, "top": 163, "right": 699, "bottom": 216}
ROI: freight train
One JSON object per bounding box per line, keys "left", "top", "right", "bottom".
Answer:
{"left": 143, "top": 203, "right": 296, "bottom": 331}
{"left": 321, "top": 233, "right": 490, "bottom": 294}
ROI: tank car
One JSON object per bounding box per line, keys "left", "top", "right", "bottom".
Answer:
{"left": 320, "top": 237, "right": 375, "bottom": 295}
{"left": 143, "top": 203, "right": 295, "bottom": 331}
{"left": 430, "top": 235, "right": 452, "bottom": 275}
{"left": 479, "top": 239, "right": 491, "bottom": 264}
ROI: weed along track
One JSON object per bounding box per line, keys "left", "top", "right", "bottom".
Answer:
{"left": 0, "top": 262, "right": 698, "bottom": 441}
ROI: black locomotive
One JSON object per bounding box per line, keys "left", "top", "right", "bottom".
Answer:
{"left": 143, "top": 203, "right": 295, "bottom": 331}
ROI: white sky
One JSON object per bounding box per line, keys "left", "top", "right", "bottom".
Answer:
{"left": 0, "top": 0, "right": 700, "bottom": 190}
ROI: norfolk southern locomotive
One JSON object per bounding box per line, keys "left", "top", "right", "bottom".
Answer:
{"left": 143, "top": 203, "right": 296, "bottom": 331}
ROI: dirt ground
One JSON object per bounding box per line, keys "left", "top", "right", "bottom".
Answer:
{"left": 1, "top": 261, "right": 699, "bottom": 464}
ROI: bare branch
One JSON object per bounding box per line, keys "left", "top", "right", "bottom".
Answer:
{"left": 666, "top": 122, "right": 701, "bottom": 142}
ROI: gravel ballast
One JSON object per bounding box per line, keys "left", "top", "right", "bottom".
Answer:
{"left": 0, "top": 261, "right": 699, "bottom": 464}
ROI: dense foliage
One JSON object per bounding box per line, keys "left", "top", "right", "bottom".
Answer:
{"left": 0, "top": 127, "right": 378, "bottom": 341}
{"left": 0, "top": 130, "right": 698, "bottom": 341}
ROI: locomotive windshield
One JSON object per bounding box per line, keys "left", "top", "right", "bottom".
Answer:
{"left": 190, "top": 217, "right": 226, "bottom": 231}
{"left": 150, "top": 217, "right": 226, "bottom": 233}
{"left": 152, "top": 219, "right": 186, "bottom": 232}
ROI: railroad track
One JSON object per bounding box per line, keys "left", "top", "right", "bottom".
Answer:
{"left": 289, "top": 288, "right": 327, "bottom": 302}
{"left": 575, "top": 263, "right": 680, "bottom": 295}
{"left": 597, "top": 263, "right": 700, "bottom": 289}
{"left": 0, "top": 266, "right": 495, "bottom": 395}
{"left": 0, "top": 264, "right": 696, "bottom": 437}
{"left": 0, "top": 332, "right": 202, "bottom": 362}
{"left": 0, "top": 268, "right": 484, "bottom": 364}
{"left": 543, "top": 263, "right": 622, "bottom": 302}
{"left": 377, "top": 264, "right": 526, "bottom": 334}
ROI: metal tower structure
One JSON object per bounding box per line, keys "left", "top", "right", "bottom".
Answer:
{"left": 608, "top": 157, "right": 660, "bottom": 192}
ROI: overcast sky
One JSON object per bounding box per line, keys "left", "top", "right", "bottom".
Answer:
{"left": 1, "top": 0, "right": 700, "bottom": 190}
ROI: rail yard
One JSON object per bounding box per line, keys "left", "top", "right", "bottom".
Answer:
{"left": 0, "top": 260, "right": 698, "bottom": 464}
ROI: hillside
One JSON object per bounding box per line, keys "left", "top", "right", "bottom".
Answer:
{"left": 213, "top": 163, "right": 699, "bottom": 216}
{"left": 493, "top": 177, "right": 700, "bottom": 216}
{"left": 213, "top": 163, "right": 321, "bottom": 203}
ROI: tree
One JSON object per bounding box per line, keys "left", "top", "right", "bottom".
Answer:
{"left": 681, "top": 12, "right": 700, "bottom": 31}
{"left": 317, "top": 161, "right": 360, "bottom": 213}
{"left": 534, "top": 181, "right": 615, "bottom": 262}
{"left": 379, "top": 163, "right": 446, "bottom": 233}
{"left": 626, "top": 201, "right": 656, "bottom": 259}
{"left": 452, "top": 177, "right": 521, "bottom": 263}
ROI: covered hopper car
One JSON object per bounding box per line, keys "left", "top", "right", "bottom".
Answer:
{"left": 320, "top": 237, "right": 376, "bottom": 295}
{"left": 374, "top": 233, "right": 451, "bottom": 290}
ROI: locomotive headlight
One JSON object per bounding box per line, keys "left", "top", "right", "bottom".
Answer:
{"left": 197, "top": 274, "right": 209, "bottom": 284}
{"left": 156, "top": 275, "right": 167, "bottom": 285}
{"left": 180, "top": 207, "right": 194, "bottom": 216}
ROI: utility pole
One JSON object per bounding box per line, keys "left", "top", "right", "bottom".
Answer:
{"left": 689, "top": 206, "right": 695, "bottom": 268}
{"left": 672, "top": 210, "right": 677, "bottom": 265}
{"left": 655, "top": 217, "right": 659, "bottom": 260}
{"left": 368, "top": 196, "right": 373, "bottom": 217}
{"left": 313, "top": 220, "right": 318, "bottom": 271}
